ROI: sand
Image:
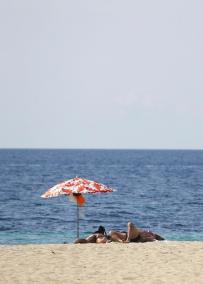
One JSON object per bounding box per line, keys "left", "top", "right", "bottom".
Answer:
{"left": 1, "top": 241, "right": 203, "bottom": 284}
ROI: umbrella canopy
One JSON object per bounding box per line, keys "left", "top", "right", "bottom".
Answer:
{"left": 41, "top": 177, "right": 116, "bottom": 239}
{"left": 41, "top": 177, "right": 115, "bottom": 198}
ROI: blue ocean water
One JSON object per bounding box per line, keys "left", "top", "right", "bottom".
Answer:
{"left": 0, "top": 149, "right": 202, "bottom": 244}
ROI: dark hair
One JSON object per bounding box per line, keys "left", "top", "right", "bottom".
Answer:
{"left": 93, "top": 226, "right": 107, "bottom": 236}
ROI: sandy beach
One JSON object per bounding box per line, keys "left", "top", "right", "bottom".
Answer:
{"left": 1, "top": 241, "right": 203, "bottom": 284}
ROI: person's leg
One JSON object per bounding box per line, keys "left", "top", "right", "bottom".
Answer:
{"left": 138, "top": 231, "right": 165, "bottom": 242}
{"left": 126, "top": 222, "right": 140, "bottom": 242}
{"left": 154, "top": 233, "right": 165, "bottom": 241}
{"left": 74, "top": 238, "right": 88, "bottom": 244}
{"left": 139, "top": 231, "right": 156, "bottom": 242}
{"left": 75, "top": 233, "right": 98, "bottom": 243}
{"left": 85, "top": 234, "right": 97, "bottom": 243}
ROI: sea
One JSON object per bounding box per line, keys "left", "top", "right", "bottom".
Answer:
{"left": 0, "top": 149, "right": 202, "bottom": 244}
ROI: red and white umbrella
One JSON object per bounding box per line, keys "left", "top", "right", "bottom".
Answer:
{"left": 41, "top": 177, "right": 116, "bottom": 238}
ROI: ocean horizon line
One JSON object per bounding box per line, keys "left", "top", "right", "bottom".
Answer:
{"left": 0, "top": 147, "right": 203, "bottom": 151}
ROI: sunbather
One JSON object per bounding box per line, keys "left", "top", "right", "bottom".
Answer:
{"left": 108, "top": 222, "right": 165, "bottom": 243}
{"left": 74, "top": 226, "right": 109, "bottom": 244}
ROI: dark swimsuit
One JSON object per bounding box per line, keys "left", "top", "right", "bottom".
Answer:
{"left": 121, "top": 231, "right": 141, "bottom": 242}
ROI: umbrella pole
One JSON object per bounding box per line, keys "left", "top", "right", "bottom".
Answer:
{"left": 76, "top": 203, "right": 79, "bottom": 239}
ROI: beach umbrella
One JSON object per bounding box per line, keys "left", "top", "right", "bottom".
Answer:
{"left": 41, "top": 177, "right": 115, "bottom": 238}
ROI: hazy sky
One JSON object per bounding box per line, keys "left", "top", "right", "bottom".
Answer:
{"left": 0, "top": 0, "right": 202, "bottom": 149}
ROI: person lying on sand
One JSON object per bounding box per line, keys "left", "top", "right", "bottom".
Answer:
{"left": 108, "top": 222, "right": 165, "bottom": 243}
{"left": 74, "top": 226, "right": 109, "bottom": 244}
{"left": 74, "top": 223, "right": 165, "bottom": 244}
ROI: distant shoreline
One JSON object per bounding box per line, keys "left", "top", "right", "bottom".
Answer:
{"left": 0, "top": 148, "right": 203, "bottom": 151}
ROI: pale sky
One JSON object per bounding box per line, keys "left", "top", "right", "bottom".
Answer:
{"left": 0, "top": 0, "right": 202, "bottom": 149}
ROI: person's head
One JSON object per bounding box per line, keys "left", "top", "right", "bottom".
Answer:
{"left": 93, "top": 225, "right": 107, "bottom": 236}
